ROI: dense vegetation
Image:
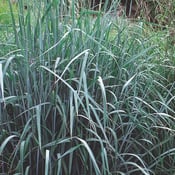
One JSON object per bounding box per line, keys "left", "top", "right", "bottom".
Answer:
{"left": 120, "top": 0, "right": 175, "bottom": 27}
{"left": 0, "top": 0, "right": 175, "bottom": 174}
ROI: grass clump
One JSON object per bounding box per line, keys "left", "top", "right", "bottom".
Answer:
{"left": 0, "top": 0, "right": 175, "bottom": 174}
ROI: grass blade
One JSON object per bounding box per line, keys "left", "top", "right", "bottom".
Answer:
{"left": 45, "top": 149, "right": 50, "bottom": 175}
{"left": 76, "top": 137, "right": 101, "bottom": 175}
{"left": 0, "top": 135, "right": 18, "bottom": 155}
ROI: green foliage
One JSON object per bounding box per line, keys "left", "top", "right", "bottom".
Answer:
{"left": 132, "top": 0, "right": 175, "bottom": 28}
{"left": 147, "top": 0, "right": 175, "bottom": 27}
{"left": 0, "top": 0, "right": 17, "bottom": 25}
{"left": 0, "top": 0, "right": 18, "bottom": 56}
{"left": 0, "top": 0, "right": 175, "bottom": 174}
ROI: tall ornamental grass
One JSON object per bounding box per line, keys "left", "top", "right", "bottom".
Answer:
{"left": 0, "top": 0, "right": 175, "bottom": 174}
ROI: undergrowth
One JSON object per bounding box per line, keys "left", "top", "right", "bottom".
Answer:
{"left": 0, "top": 0, "right": 175, "bottom": 174}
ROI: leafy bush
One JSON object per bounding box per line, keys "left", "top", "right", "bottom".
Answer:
{"left": 121, "top": 0, "right": 175, "bottom": 28}
{"left": 146, "top": 0, "right": 175, "bottom": 27}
